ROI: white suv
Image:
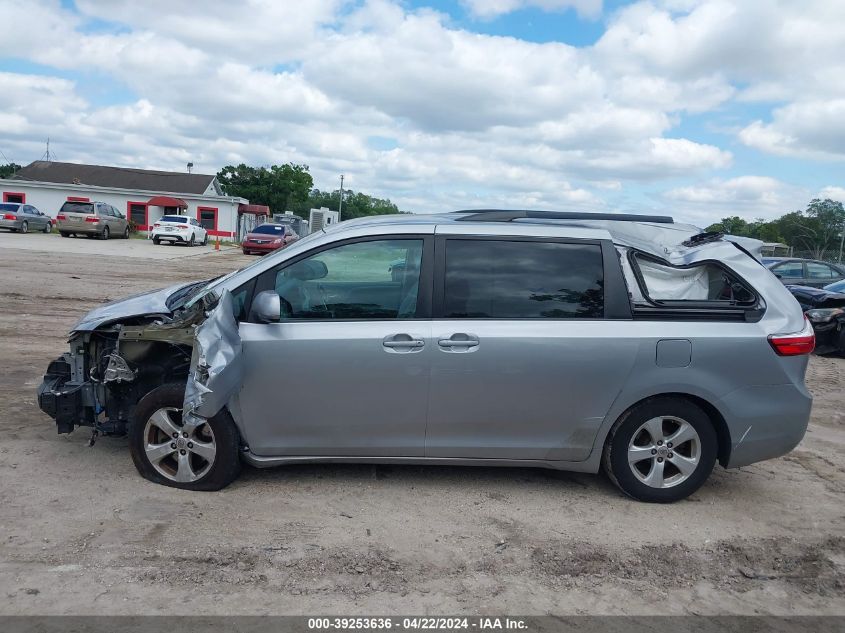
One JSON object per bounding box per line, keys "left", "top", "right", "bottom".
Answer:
{"left": 150, "top": 215, "right": 208, "bottom": 246}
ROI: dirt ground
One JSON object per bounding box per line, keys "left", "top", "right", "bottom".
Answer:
{"left": 0, "top": 245, "right": 843, "bottom": 616}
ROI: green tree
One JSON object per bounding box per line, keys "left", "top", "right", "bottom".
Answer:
{"left": 291, "top": 188, "right": 403, "bottom": 219}
{"left": 776, "top": 199, "right": 845, "bottom": 259}
{"left": 216, "top": 163, "right": 313, "bottom": 213}
{"left": 0, "top": 163, "right": 21, "bottom": 179}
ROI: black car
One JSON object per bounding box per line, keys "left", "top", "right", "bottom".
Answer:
{"left": 786, "top": 284, "right": 845, "bottom": 355}
{"left": 764, "top": 257, "right": 845, "bottom": 288}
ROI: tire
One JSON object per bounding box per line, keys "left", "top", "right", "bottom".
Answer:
{"left": 101, "top": 226, "right": 110, "bottom": 240}
{"left": 123, "top": 226, "right": 130, "bottom": 239}
{"left": 43, "top": 222, "right": 52, "bottom": 233}
{"left": 152, "top": 237, "right": 160, "bottom": 245}
{"left": 60, "top": 231, "right": 70, "bottom": 238}
{"left": 189, "top": 233, "right": 195, "bottom": 247}
{"left": 602, "top": 397, "right": 717, "bottom": 503}
{"left": 202, "top": 234, "right": 208, "bottom": 246}
{"left": 128, "top": 383, "right": 241, "bottom": 491}
{"left": 20, "top": 221, "right": 28, "bottom": 234}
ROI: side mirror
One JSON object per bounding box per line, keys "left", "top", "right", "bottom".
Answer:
{"left": 251, "top": 290, "right": 281, "bottom": 323}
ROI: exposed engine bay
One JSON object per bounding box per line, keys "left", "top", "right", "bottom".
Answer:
{"left": 37, "top": 292, "right": 219, "bottom": 441}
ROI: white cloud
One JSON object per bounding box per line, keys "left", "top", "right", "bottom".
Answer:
{"left": 740, "top": 100, "right": 845, "bottom": 160}
{"left": 461, "top": 0, "right": 603, "bottom": 20}
{"left": 0, "top": 0, "right": 841, "bottom": 222}
{"left": 818, "top": 187, "right": 845, "bottom": 202}
{"left": 661, "top": 176, "right": 808, "bottom": 224}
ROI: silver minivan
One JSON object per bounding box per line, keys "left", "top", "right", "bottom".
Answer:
{"left": 37, "top": 211, "right": 813, "bottom": 502}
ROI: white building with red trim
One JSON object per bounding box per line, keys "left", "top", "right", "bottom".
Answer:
{"left": 0, "top": 161, "right": 267, "bottom": 240}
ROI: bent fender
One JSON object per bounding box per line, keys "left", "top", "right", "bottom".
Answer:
{"left": 183, "top": 290, "right": 244, "bottom": 424}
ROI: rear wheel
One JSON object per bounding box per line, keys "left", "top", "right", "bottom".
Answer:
{"left": 20, "top": 221, "right": 28, "bottom": 234}
{"left": 602, "top": 397, "right": 717, "bottom": 503}
{"left": 152, "top": 237, "right": 160, "bottom": 245}
{"left": 129, "top": 383, "right": 241, "bottom": 491}
{"left": 101, "top": 226, "right": 110, "bottom": 240}
{"left": 60, "top": 231, "right": 70, "bottom": 238}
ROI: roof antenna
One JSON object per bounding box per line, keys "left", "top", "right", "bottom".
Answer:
{"left": 187, "top": 162, "right": 193, "bottom": 174}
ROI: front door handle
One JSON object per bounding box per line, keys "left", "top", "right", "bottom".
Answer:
{"left": 437, "top": 333, "right": 480, "bottom": 351}
{"left": 382, "top": 334, "right": 425, "bottom": 352}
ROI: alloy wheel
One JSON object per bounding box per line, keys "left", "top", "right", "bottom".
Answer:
{"left": 143, "top": 407, "right": 217, "bottom": 483}
{"left": 627, "top": 415, "right": 701, "bottom": 489}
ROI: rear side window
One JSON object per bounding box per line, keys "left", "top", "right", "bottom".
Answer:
{"left": 443, "top": 240, "right": 604, "bottom": 319}
{"left": 60, "top": 201, "right": 94, "bottom": 215}
{"left": 806, "top": 262, "right": 838, "bottom": 280}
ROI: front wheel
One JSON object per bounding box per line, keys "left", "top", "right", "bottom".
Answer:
{"left": 101, "top": 226, "right": 110, "bottom": 240}
{"left": 602, "top": 397, "right": 717, "bottom": 503}
{"left": 123, "top": 226, "right": 130, "bottom": 239}
{"left": 128, "top": 383, "right": 242, "bottom": 491}
{"left": 188, "top": 233, "right": 195, "bottom": 247}
{"left": 43, "top": 222, "right": 52, "bottom": 233}
{"left": 202, "top": 233, "right": 208, "bottom": 246}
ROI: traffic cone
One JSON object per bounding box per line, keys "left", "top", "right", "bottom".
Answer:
{"left": 215, "top": 236, "right": 220, "bottom": 251}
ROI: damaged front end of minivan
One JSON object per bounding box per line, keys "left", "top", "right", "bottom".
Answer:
{"left": 37, "top": 289, "right": 243, "bottom": 443}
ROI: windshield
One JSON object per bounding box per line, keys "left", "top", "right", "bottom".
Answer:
{"left": 825, "top": 280, "right": 845, "bottom": 293}
{"left": 166, "top": 279, "right": 218, "bottom": 310}
{"left": 252, "top": 224, "right": 285, "bottom": 235}
{"left": 187, "top": 228, "right": 328, "bottom": 308}
{"left": 60, "top": 201, "right": 94, "bottom": 215}
{"left": 160, "top": 215, "right": 189, "bottom": 223}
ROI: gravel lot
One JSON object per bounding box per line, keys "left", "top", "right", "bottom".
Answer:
{"left": 0, "top": 243, "right": 843, "bottom": 616}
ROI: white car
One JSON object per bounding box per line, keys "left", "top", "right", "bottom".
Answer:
{"left": 150, "top": 215, "right": 208, "bottom": 246}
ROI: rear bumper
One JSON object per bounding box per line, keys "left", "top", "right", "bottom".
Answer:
{"left": 719, "top": 383, "right": 812, "bottom": 468}
{"left": 153, "top": 232, "right": 192, "bottom": 243}
{"left": 57, "top": 222, "right": 99, "bottom": 234}
{"left": 0, "top": 218, "right": 22, "bottom": 230}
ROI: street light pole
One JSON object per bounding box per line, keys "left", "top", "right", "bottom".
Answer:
{"left": 338, "top": 174, "right": 344, "bottom": 220}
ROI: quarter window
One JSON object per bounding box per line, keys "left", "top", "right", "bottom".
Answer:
{"left": 272, "top": 239, "right": 424, "bottom": 320}
{"left": 443, "top": 240, "right": 604, "bottom": 319}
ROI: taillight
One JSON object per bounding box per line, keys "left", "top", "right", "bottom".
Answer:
{"left": 768, "top": 318, "right": 815, "bottom": 356}
{"left": 178, "top": 224, "right": 188, "bottom": 228}
{"left": 3, "top": 213, "right": 15, "bottom": 220}
{"left": 153, "top": 223, "right": 160, "bottom": 228}
{"left": 56, "top": 214, "right": 66, "bottom": 220}
{"left": 85, "top": 215, "right": 99, "bottom": 223}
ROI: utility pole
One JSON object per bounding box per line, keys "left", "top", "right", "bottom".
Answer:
{"left": 338, "top": 174, "right": 344, "bottom": 220}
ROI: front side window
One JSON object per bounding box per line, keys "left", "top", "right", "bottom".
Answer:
{"left": 773, "top": 261, "right": 803, "bottom": 279}
{"left": 443, "top": 240, "right": 604, "bottom": 319}
{"left": 273, "top": 239, "right": 424, "bottom": 320}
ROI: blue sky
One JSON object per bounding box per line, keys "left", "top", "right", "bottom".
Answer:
{"left": 0, "top": 0, "right": 843, "bottom": 225}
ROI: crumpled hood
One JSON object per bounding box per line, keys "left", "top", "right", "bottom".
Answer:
{"left": 71, "top": 283, "right": 189, "bottom": 332}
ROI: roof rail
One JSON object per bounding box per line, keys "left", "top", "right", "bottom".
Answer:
{"left": 454, "top": 209, "right": 674, "bottom": 224}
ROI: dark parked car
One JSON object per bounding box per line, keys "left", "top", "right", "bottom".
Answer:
{"left": 764, "top": 257, "right": 845, "bottom": 288}
{"left": 242, "top": 223, "right": 298, "bottom": 255}
{"left": 0, "top": 202, "right": 53, "bottom": 233}
{"left": 825, "top": 279, "right": 845, "bottom": 294}
{"left": 786, "top": 284, "right": 845, "bottom": 355}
